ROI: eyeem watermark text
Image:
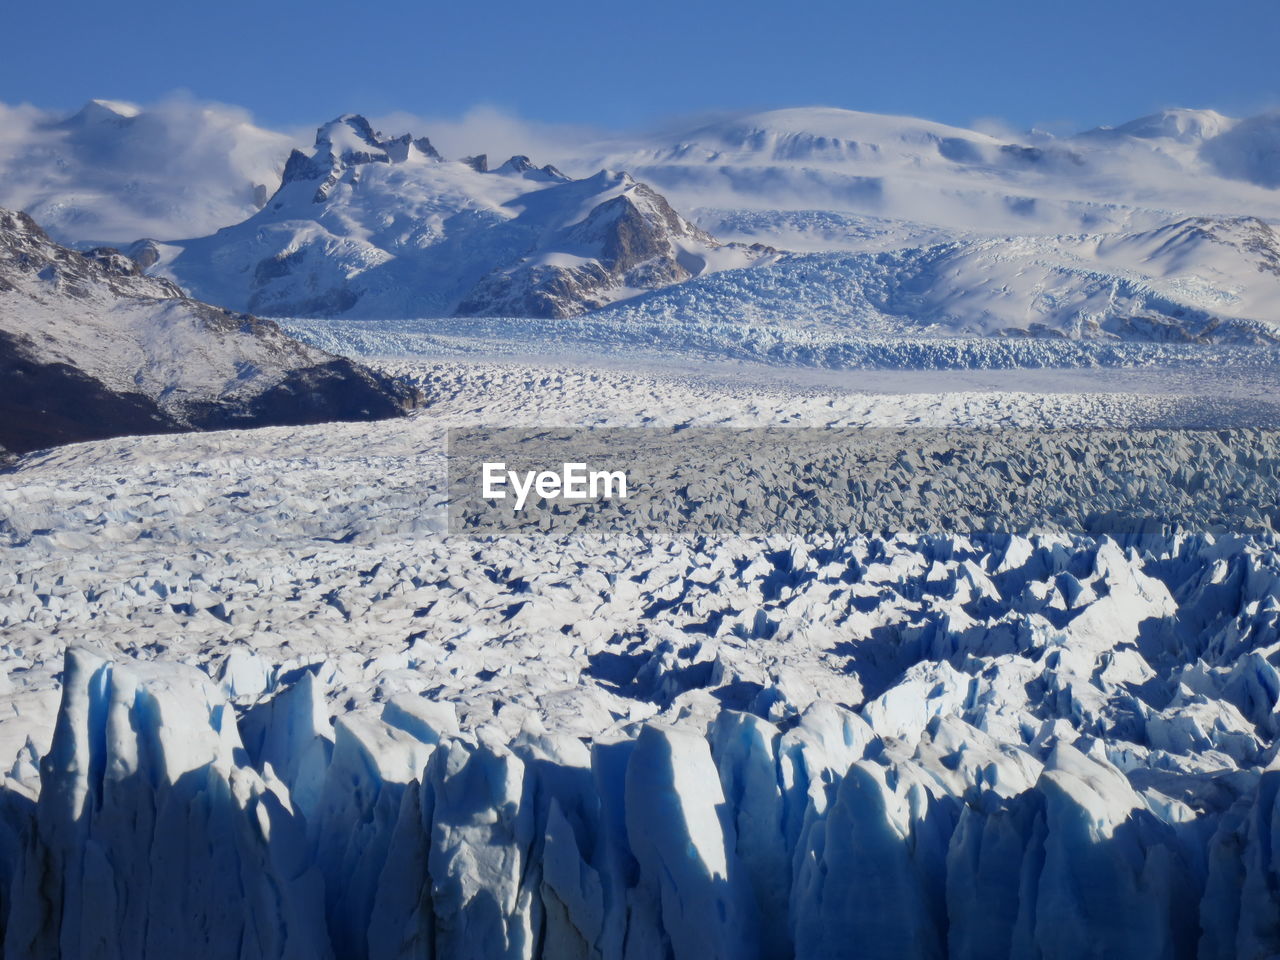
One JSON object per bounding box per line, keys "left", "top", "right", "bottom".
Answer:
{"left": 450, "top": 427, "right": 1280, "bottom": 536}
{"left": 482, "top": 462, "right": 628, "bottom": 510}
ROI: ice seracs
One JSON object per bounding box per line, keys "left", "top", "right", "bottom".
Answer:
{"left": 8, "top": 556, "right": 1280, "bottom": 960}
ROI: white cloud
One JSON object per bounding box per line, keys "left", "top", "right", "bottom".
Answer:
{"left": 0, "top": 94, "right": 297, "bottom": 244}
{"left": 367, "top": 104, "right": 602, "bottom": 168}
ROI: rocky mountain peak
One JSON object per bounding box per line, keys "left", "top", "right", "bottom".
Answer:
{"left": 497, "top": 154, "right": 535, "bottom": 174}
{"left": 157, "top": 114, "right": 770, "bottom": 321}
{"left": 494, "top": 155, "right": 572, "bottom": 182}
{"left": 454, "top": 173, "right": 750, "bottom": 319}
{"left": 62, "top": 98, "right": 141, "bottom": 129}
{"left": 314, "top": 114, "right": 387, "bottom": 165}
{"left": 282, "top": 115, "right": 444, "bottom": 189}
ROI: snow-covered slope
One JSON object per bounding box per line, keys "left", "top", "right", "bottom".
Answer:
{"left": 0, "top": 208, "right": 418, "bottom": 452}
{"left": 0, "top": 98, "right": 294, "bottom": 246}
{"left": 582, "top": 106, "right": 1280, "bottom": 241}
{"left": 881, "top": 215, "right": 1280, "bottom": 340}
{"left": 157, "top": 115, "right": 771, "bottom": 319}
{"left": 1088, "top": 108, "right": 1280, "bottom": 192}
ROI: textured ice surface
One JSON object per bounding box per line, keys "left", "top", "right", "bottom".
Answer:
{"left": 1, "top": 357, "right": 1280, "bottom": 957}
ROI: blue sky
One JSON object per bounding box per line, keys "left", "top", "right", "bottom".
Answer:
{"left": 5, "top": 0, "right": 1279, "bottom": 132}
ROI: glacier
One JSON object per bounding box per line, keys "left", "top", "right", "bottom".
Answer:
{"left": 2, "top": 358, "right": 1280, "bottom": 957}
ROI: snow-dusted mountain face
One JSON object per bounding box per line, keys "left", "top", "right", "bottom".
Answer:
{"left": 156, "top": 115, "right": 770, "bottom": 320}
{"left": 0, "top": 207, "right": 418, "bottom": 453}
{"left": 584, "top": 106, "right": 1280, "bottom": 242}
{"left": 0, "top": 98, "right": 294, "bottom": 246}
{"left": 528, "top": 107, "right": 1280, "bottom": 344}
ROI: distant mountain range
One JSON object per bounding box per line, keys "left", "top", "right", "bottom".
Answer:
{"left": 3, "top": 98, "right": 1280, "bottom": 340}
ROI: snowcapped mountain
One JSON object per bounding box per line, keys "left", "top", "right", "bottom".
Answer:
{"left": 483, "top": 107, "right": 1274, "bottom": 343}
{"left": 0, "top": 98, "right": 295, "bottom": 246}
{"left": 0, "top": 207, "right": 418, "bottom": 453}
{"left": 1085, "top": 107, "right": 1236, "bottom": 144}
{"left": 581, "top": 106, "right": 1280, "bottom": 243}
{"left": 1199, "top": 111, "right": 1280, "bottom": 189}
{"left": 155, "top": 115, "right": 771, "bottom": 319}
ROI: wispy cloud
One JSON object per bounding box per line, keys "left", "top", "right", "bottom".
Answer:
{"left": 0, "top": 93, "right": 297, "bottom": 243}
{"left": 367, "top": 104, "right": 602, "bottom": 167}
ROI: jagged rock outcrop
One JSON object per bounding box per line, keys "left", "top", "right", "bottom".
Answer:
{"left": 0, "top": 208, "right": 419, "bottom": 453}
{"left": 454, "top": 175, "right": 731, "bottom": 318}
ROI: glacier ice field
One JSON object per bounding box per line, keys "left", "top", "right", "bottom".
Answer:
{"left": 1, "top": 357, "right": 1280, "bottom": 959}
